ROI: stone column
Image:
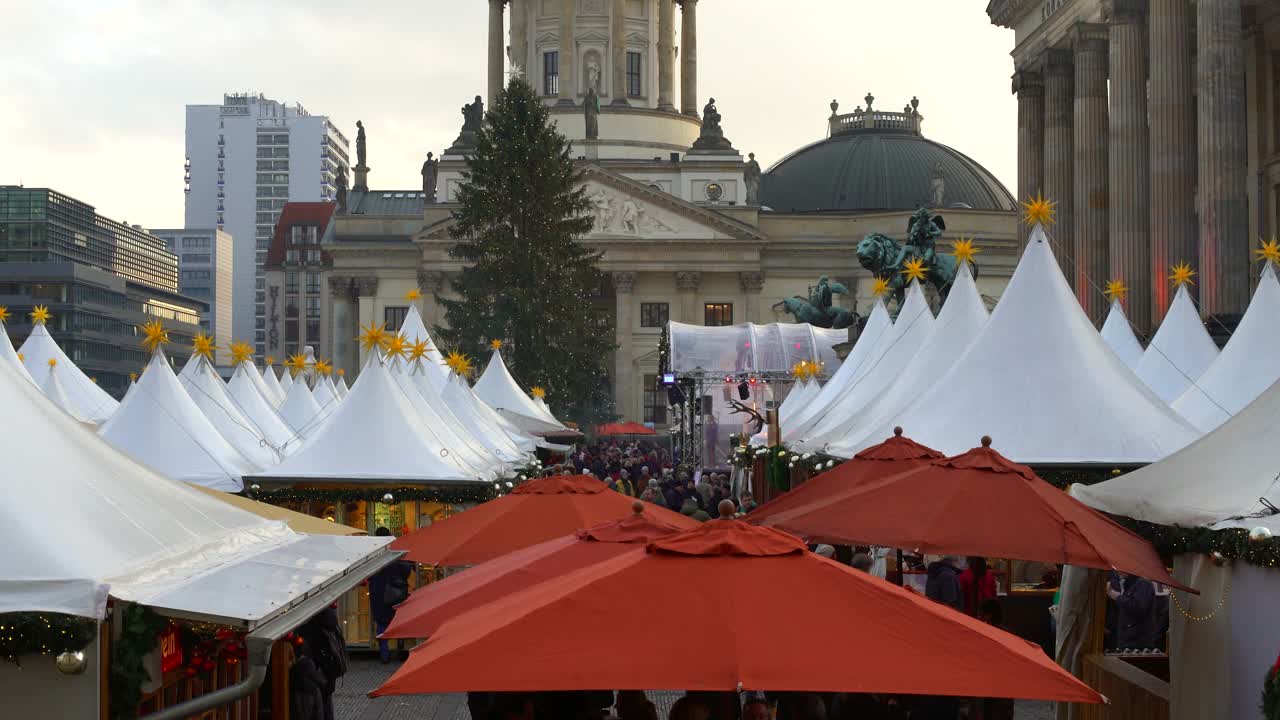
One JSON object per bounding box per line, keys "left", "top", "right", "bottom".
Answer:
{"left": 1072, "top": 24, "right": 1110, "bottom": 325}
{"left": 679, "top": 0, "right": 698, "bottom": 116}
{"left": 1107, "top": 0, "right": 1152, "bottom": 335}
{"left": 1013, "top": 70, "right": 1045, "bottom": 251}
{"left": 353, "top": 276, "right": 379, "bottom": 371}
{"left": 510, "top": 0, "right": 528, "bottom": 77}
{"left": 558, "top": 0, "right": 575, "bottom": 105}
{"left": 611, "top": 0, "right": 629, "bottom": 105}
{"left": 657, "top": 0, "right": 677, "bottom": 111}
{"left": 675, "top": 271, "right": 701, "bottom": 323}
{"left": 1043, "top": 49, "right": 1076, "bottom": 279}
{"left": 417, "top": 269, "right": 445, "bottom": 327}
{"left": 1149, "top": 0, "right": 1198, "bottom": 325}
{"left": 1197, "top": 0, "right": 1250, "bottom": 322}
{"left": 487, "top": 0, "right": 506, "bottom": 109}
{"left": 739, "top": 271, "right": 765, "bottom": 324}
{"left": 613, "top": 272, "right": 637, "bottom": 420}
{"left": 328, "top": 276, "right": 358, "bottom": 377}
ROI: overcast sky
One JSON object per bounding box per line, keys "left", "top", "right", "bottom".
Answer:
{"left": 1, "top": 0, "right": 1017, "bottom": 228}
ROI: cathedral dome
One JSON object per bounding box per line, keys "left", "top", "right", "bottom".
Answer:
{"left": 759, "top": 97, "right": 1015, "bottom": 214}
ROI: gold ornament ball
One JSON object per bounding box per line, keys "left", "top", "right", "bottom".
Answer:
{"left": 1248, "top": 526, "right": 1273, "bottom": 543}
{"left": 55, "top": 650, "right": 87, "bottom": 675}
{"left": 382, "top": 493, "right": 395, "bottom": 504}
{"left": 1211, "top": 550, "right": 1227, "bottom": 567}
{"left": 249, "top": 484, "right": 261, "bottom": 493}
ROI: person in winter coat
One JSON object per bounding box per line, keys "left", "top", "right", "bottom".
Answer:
{"left": 957, "top": 556, "right": 998, "bottom": 617}
{"left": 1107, "top": 573, "right": 1158, "bottom": 649}
{"left": 295, "top": 608, "right": 346, "bottom": 720}
{"left": 924, "top": 557, "right": 963, "bottom": 612}
{"left": 289, "top": 639, "right": 329, "bottom": 720}
{"left": 367, "top": 527, "right": 413, "bottom": 663}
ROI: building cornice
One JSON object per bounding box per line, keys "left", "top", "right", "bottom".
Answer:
{"left": 579, "top": 164, "right": 768, "bottom": 242}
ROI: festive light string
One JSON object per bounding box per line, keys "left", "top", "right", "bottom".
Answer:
{"left": 1170, "top": 577, "right": 1230, "bottom": 622}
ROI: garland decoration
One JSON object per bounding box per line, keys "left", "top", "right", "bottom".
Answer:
{"left": 248, "top": 485, "right": 495, "bottom": 505}
{"left": 109, "top": 604, "right": 165, "bottom": 720}
{"left": 1119, "top": 520, "right": 1280, "bottom": 569}
{"left": 0, "top": 613, "right": 97, "bottom": 665}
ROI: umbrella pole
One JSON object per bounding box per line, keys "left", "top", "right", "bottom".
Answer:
{"left": 896, "top": 549, "right": 905, "bottom": 587}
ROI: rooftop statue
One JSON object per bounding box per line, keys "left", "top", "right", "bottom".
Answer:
{"left": 776, "top": 276, "right": 857, "bottom": 329}
{"left": 355, "top": 120, "right": 366, "bottom": 167}
{"left": 856, "top": 208, "right": 975, "bottom": 309}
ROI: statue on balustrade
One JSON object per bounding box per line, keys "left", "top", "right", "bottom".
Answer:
{"left": 856, "top": 208, "right": 976, "bottom": 310}
{"left": 775, "top": 276, "right": 856, "bottom": 329}
{"left": 691, "top": 97, "right": 735, "bottom": 153}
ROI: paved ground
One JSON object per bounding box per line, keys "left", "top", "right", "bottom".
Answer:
{"left": 337, "top": 657, "right": 1056, "bottom": 720}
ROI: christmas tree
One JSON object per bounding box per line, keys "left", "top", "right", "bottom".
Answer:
{"left": 438, "top": 77, "right": 616, "bottom": 425}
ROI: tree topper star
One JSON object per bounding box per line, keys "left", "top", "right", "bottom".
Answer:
{"left": 140, "top": 320, "right": 169, "bottom": 352}
{"left": 30, "top": 305, "right": 52, "bottom": 325}
{"left": 1169, "top": 262, "right": 1197, "bottom": 287}
{"left": 1021, "top": 191, "right": 1057, "bottom": 227}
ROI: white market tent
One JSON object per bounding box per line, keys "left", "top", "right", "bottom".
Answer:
{"left": 777, "top": 378, "right": 817, "bottom": 424}
{"left": 843, "top": 225, "right": 1200, "bottom": 463}
{"left": 311, "top": 374, "right": 341, "bottom": 420}
{"left": 1171, "top": 262, "right": 1280, "bottom": 432}
{"left": 784, "top": 299, "right": 891, "bottom": 441}
{"left": 34, "top": 361, "right": 94, "bottom": 425}
{"left": 0, "top": 334, "right": 395, "bottom": 634}
{"left": 472, "top": 349, "right": 569, "bottom": 433}
{"left": 794, "top": 280, "right": 936, "bottom": 451}
{"left": 441, "top": 371, "right": 534, "bottom": 465}
{"left": 0, "top": 316, "right": 34, "bottom": 384}
{"left": 386, "top": 358, "right": 506, "bottom": 478}
{"left": 251, "top": 357, "right": 488, "bottom": 484}
{"left": 398, "top": 305, "right": 451, "bottom": 389}
{"left": 336, "top": 374, "right": 350, "bottom": 398}
{"left": 227, "top": 362, "right": 298, "bottom": 457}
{"left": 277, "top": 372, "right": 323, "bottom": 440}
{"left": 820, "top": 261, "right": 989, "bottom": 457}
{"left": 1133, "top": 284, "right": 1219, "bottom": 403}
{"left": 100, "top": 351, "right": 257, "bottom": 492}
{"left": 261, "top": 363, "right": 286, "bottom": 406}
{"left": 178, "top": 354, "right": 281, "bottom": 468}
{"left": 278, "top": 366, "right": 294, "bottom": 395}
{"left": 1099, "top": 298, "right": 1144, "bottom": 369}
{"left": 19, "top": 321, "right": 118, "bottom": 423}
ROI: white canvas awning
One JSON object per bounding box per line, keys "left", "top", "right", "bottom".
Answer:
{"left": 784, "top": 299, "right": 891, "bottom": 440}
{"left": 227, "top": 362, "right": 298, "bottom": 457}
{"left": 19, "top": 322, "right": 117, "bottom": 423}
{"left": 277, "top": 373, "right": 323, "bottom": 442}
{"left": 386, "top": 358, "right": 506, "bottom": 477}
{"left": 179, "top": 355, "right": 281, "bottom": 468}
{"left": 260, "top": 364, "right": 286, "bottom": 406}
{"left": 397, "top": 305, "right": 451, "bottom": 388}
{"left": 32, "top": 361, "right": 94, "bottom": 425}
{"left": 473, "top": 350, "right": 569, "bottom": 433}
{"left": 1099, "top": 299, "right": 1144, "bottom": 370}
{"left": 1134, "top": 284, "right": 1218, "bottom": 403}
{"left": 0, "top": 318, "right": 34, "bottom": 384}
{"left": 441, "top": 372, "right": 535, "bottom": 464}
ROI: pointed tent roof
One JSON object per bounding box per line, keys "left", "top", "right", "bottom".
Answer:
{"left": 336, "top": 374, "right": 349, "bottom": 398}
{"left": 843, "top": 225, "right": 1199, "bottom": 463}
{"left": 777, "top": 378, "right": 816, "bottom": 424}
{"left": 1099, "top": 299, "right": 1144, "bottom": 369}
{"left": 36, "top": 361, "right": 94, "bottom": 424}
{"left": 1134, "top": 284, "right": 1218, "bottom": 403}
{"left": 797, "top": 281, "right": 936, "bottom": 449}
{"left": 1075, "top": 373, "right": 1280, "bottom": 527}
{"left": 178, "top": 355, "right": 280, "bottom": 468}
{"left": 1172, "top": 263, "right": 1280, "bottom": 432}
{"left": 227, "top": 362, "right": 298, "bottom": 456}
{"left": 441, "top": 371, "right": 534, "bottom": 464}
{"left": 784, "top": 298, "right": 892, "bottom": 440}
{"left": 99, "top": 351, "right": 257, "bottom": 491}
{"left": 250, "top": 357, "right": 486, "bottom": 484}
{"left": 261, "top": 364, "right": 286, "bottom": 406}
{"left": 312, "top": 373, "right": 340, "bottom": 415}
{"left": 279, "top": 366, "right": 294, "bottom": 395}
{"left": 277, "top": 373, "right": 323, "bottom": 440}
{"left": 473, "top": 349, "right": 569, "bottom": 433}
{"left": 0, "top": 315, "right": 34, "bottom": 384}
{"left": 19, "top": 322, "right": 118, "bottom": 423}
{"left": 387, "top": 358, "right": 506, "bottom": 478}
{"left": 398, "top": 305, "right": 451, "bottom": 385}
{"left": 822, "top": 261, "right": 989, "bottom": 457}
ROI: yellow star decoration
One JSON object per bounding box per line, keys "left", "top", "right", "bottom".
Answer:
{"left": 229, "top": 340, "right": 253, "bottom": 365}
{"left": 489, "top": 338, "right": 504, "bottom": 351}
{"left": 30, "top": 306, "right": 52, "bottom": 325}
{"left": 950, "top": 238, "right": 980, "bottom": 265}
{"left": 1021, "top": 191, "right": 1057, "bottom": 227}
{"left": 337, "top": 368, "right": 345, "bottom": 377}
{"left": 17, "top": 353, "right": 23, "bottom": 362}
{"left": 358, "top": 322, "right": 390, "bottom": 353}
{"left": 47, "top": 358, "right": 57, "bottom": 368}
{"left": 901, "top": 257, "right": 928, "bottom": 283}
{"left": 1254, "top": 239, "right": 1280, "bottom": 265}
{"left": 385, "top": 335, "right": 408, "bottom": 358}
{"left": 790, "top": 361, "right": 812, "bottom": 380}
{"left": 445, "top": 350, "right": 474, "bottom": 377}
{"left": 315, "top": 359, "right": 333, "bottom": 376}
{"left": 1104, "top": 279, "right": 1129, "bottom": 302}
{"left": 408, "top": 338, "right": 433, "bottom": 361}
{"left": 129, "top": 372, "right": 138, "bottom": 382}
{"left": 140, "top": 320, "right": 169, "bottom": 352}
{"left": 870, "top": 277, "right": 891, "bottom": 298}
{"left": 265, "top": 356, "right": 276, "bottom": 366}
{"left": 0, "top": 306, "right": 9, "bottom": 324}
{"left": 285, "top": 353, "right": 307, "bottom": 377}
{"left": 405, "top": 289, "right": 422, "bottom": 301}
{"left": 531, "top": 386, "right": 547, "bottom": 399}
{"left": 1169, "top": 262, "right": 1197, "bottom": 287}
{"left": 191, "top": 333, "right": 216, "bottom": 360}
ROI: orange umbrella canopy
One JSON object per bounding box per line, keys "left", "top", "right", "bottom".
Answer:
{"left": 392, "top": 475, "right": 699, "bottom": 566}
{"left": 594, "top": 421, "right": 656, "bottom": 436}
{"left": 384, "top": 504, "right": 687, "bottom": 639}
{"left": 748, "top": 427, "right": 942, "bottom": 525}
{"left": 374, "top": 520, "right": 1102, "bottom": 703}
{"left": 765, "top": 437, "right": 1189, "bottom": 591}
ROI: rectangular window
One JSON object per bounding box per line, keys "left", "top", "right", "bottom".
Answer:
{"left": 306, "top": 272, "right": 320, "bottom": 294}
{"left": 181, "top": 270, "right": 211, "bottom": 280}
{"left": 182, "top": 253, "right": 211, "bottom": 264}
{"left": 704, "top": 303, "right": 733, "bottom": 327}
{"left": 627, "top": 51, "right": 642, "bottom": 97}
{"left": 304, "top": 249, "right": 322, "bottom": 263}
{"left": 640, "top": 302, "right": 669, "bottom": 328}
{"left": 383, "top": 305, "right": 408, "bottom": 331}
{"left": 305, "top": 296, "right": 320, "bottom": 318}
{"left": 285, "top": 272, "right": 299, "bottom": 293}
{"left": 306, "top": 318, "right": 321, "bottom": 340}
{"left": 543, "top": 51, "right": 559, "bottom": 96}
{"left": 643, "top": 374, "right": 667, "bottom": 425}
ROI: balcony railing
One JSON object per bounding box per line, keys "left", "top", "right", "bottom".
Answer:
{"left": 828, "top": 94, "right": 924, "bottom": 137}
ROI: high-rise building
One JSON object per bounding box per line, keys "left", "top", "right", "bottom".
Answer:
{"left": 184, "top": 92, "right": 350, "bottom": 356}
{"left": 151, "top": 227, "right": 233, "bottom": 363}
{"left": 0, "top": 186, "right": 204, "bottom": 396}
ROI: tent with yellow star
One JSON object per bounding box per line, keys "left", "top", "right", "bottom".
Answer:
{"left": 1133, "top": 273, "right": 1219, "bottom": 404}
{"left": 386, "top": 355, "right": 508, "bottom": 478}
{"left": 784, "top": 297, "right": 893, "bottom": 440}
{"left": 1172, "top": 261, "right": 1280, "bottom": 432}
{"left": 472, "top": 346, "right": 572, "bottom": 435}
{"left": 335, "top": 370, "right": 349, "bottom": 399}
{"left": 276, "top": 359, "right": 294, "bottom": 396}
{"left": 32, "top": 358, "right": 95, "bottom": 426}
{"left": 310, "top": 361, "right": 341, "bottom": 415}
{"left": 260, "top": 361, "right": 286, "bottom": 406}
{"left": 840, "top": 224, "right": 1199, "bottom": 463}
{"left": 276, "top": 365, "right": 324, "bottom": 439}
{"left": 396, "top": 304, "right": 451, "bottom": 389}
{"left": 1098, "top": 286, "right": 1144, "bottom": 370}
{"left": 0, "top": 306, "right": 35, "bottom": 385}
{"left": 177, "top": 343, "right": 281, "bottom": 468}
{"left": 226, "top": 361, "right": 297, "bottom": 457}
{"left": 100, "top": 349, "right": 258, "bottom": 491}
{"left": 224, "top": 343, "right": 282, "bottom": 408}
{"left": 18, "top": 308, "right": 118, "bottom": 424}
{"left": 821, "top": 259, "right": 990, "bottom": 457}
{"left": 441, "top": 367, "right": 537, "bottom": 465}
{"left": 792, "top": 280, "right": 936, "bottom": 451}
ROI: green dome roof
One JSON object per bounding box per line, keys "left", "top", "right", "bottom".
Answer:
{"left": 759, "top": 128, "right": 1015, "bottom": 214}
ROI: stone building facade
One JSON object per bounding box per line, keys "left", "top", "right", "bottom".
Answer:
{"left": 990, "top": 0, "right": 1280, "bottom": 333}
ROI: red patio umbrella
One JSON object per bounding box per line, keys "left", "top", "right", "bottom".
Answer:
{"left": 392, "top": 474, "right": 698, "bottom": 566}
{"left": 383, "top": 503, "right": 686, "bottom": 639}
{"left": 748, "top": 427, "right": 942, "bottom": 525}
{"left": 765, "top": 437, "right": 1192, "bottom": 591}
{"left": 594, "top": 421, "right": 656, "bottom": 436}
{"left": 373, "top": 518, "right": 1102, "bottom": 704}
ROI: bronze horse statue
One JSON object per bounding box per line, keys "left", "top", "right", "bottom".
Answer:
{"left": 856, "top": 208, "right": 976, "bottom": 309}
